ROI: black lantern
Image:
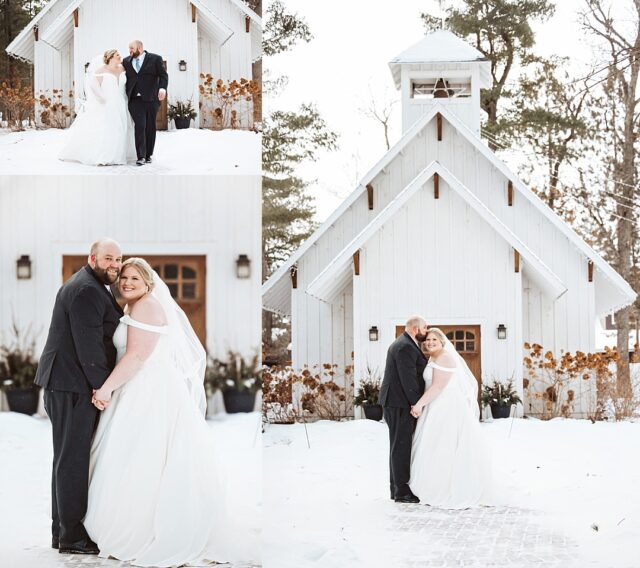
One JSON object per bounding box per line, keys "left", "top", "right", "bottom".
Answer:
{"left": 17, "top": 255, "right": 32, "bottom": 279}
{"left": 236, "top": 254, "right": 251, "bottom": 279}
{"left": 369, "top": 326, "right": 379, "bottom": 341}
{"left": 497, "top": 324, "right": 507, "bottom": 340}
{"left": 178, "top": 60, "right": 187, "bottom": 72}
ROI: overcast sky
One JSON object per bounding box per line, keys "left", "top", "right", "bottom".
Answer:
{"left": 265, "top": 0, "right": 627, "bottom": 220}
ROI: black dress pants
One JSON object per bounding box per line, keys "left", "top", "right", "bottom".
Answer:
{"left": 43, "top": 390, "right": 98, "bottom": 544}
{"left": 383, "top": 406, "right": 416, "bottom": 498}
{"left": 128, "top": 98, "right": 159, "bottom": 159}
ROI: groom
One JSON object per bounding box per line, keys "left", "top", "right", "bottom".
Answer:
{"left": 35, "top": 238, "right": 124, "bottom": 554}
{"left": 123, "top": 40, "right": 169, "bottom": 166}
{"left": 378, "top": 316, "right": 429, "bottom": 503}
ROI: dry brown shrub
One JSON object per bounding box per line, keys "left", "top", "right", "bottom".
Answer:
{"left": 0, "top": 80, "right": 35, "bottom": 130}
{"left": 37, "top": 89, "right": 74, "bottom": 128}
{"left": 198, "top": 74, "right": 260, "bottom": 130}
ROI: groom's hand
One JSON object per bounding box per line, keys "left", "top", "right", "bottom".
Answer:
{"left": 411, "top": 405, "right": 422, "bottom": 418}
{"left": 158, "top": 89, "right": 167, "bottom": 101}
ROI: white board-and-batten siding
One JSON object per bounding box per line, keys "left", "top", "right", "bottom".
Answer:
{"left": 290, "top": 115, "right": 598, "bottom": 394}
{"left": 0, "top": 175, "right": 261, "bottom": 360}
{"left": 24, "top": 0, "right": 256, "bottom": 120}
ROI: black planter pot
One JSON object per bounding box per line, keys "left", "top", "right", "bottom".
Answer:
{"left": 490, "top": 404, "right": 512, "bottom": 419}
{"left": 174, "top": 117, "right": 191, "bottom": 130}
{"left": 6, "top": 387, "right": 40, "bottom": 415}
{"left": 362, "top": 403, "right": 383, "bottom": 421}
{"left": 223, "top": 388, "right": 256, "bottom": 413}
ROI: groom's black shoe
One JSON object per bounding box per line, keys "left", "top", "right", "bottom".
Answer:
{"left": 51, "top": 537, "right": 59, "bottom": 549}
{"left": 58, "top": 538, "right": 99, "bottom": 555}
{"left": 395, "top": 493, "right": 420, "bottom": 504}
{"left": 136, "top": 158, "right": 146, "bottom": 166}
{"left": 145, "top": 156, "right": 153, "bottom": 164}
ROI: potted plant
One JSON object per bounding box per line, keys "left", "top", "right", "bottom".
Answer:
{"left": 206, "top": 351, "right": 261, "bottom": 413}
{"left": 0, "top": 323, "right": 40, "bottom": 415}
{"left": 167, "top": 99, "right": 197, "bottom": 129}
{"left": 354, "top": 366, "right": 383, "bottom": 421}
{"left": 481, "top": 378, "right": 522, "bottom": 419}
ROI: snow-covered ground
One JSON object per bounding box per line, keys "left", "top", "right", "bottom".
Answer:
{"left": 0, "top": 412, "right": 261, "bottom": 568}
{"left": 264, "top": 418, "right": 640, "bottom": 568}
{"left": 0, "top": 128, "right": 260, "bottom": 176}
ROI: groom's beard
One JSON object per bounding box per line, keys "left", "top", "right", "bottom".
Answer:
{"left": 415, "top": 332, "right": 428, "bottom": 342}
{"left": 93, "top": 265, "right": 120, "bottom": 285}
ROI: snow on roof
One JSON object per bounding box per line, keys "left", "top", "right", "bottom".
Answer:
{"left": 389, "top": 30, "right": 491, "bottom": 89}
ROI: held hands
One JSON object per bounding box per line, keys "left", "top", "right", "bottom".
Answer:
{"left": 410, "top": 403, "right": 424, "bottom": 418}
{"left": 92, "top": 387, "right": 113, "bottom": 411}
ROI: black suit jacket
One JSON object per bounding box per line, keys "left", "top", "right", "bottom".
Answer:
{"left": 122, "top": 51, "right": 169, "bottom": 102}
{"left": 378, "top": 332, "right": 428, "bottom": 408}
{"left": 34, "top": 265, "right": 124, "bottom": 393}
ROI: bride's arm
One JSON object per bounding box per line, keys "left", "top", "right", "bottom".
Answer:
{"left": 413, "top": 353, "right": 456, "bottom": 412}
{"left": 88, "top": 74, "right": 106, "bottom": 104}
{"left": 93, "top": 300, "right": 164, "bottom": 406}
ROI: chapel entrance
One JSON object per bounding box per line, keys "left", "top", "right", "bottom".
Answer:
{"left": 62, "top": 255, "right": 206, "bottom": 346}
{"left": 395, "top": 324, "right": 482, "bottom": 391}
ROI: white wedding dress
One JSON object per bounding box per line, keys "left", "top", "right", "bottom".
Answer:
{"left": 59, "top": 63, "right": 136, "bottom": 166}
{"left": 409, "top": 349, "right": 493, "bottom": 509}
{"left": 84, "top": 286, "right": 252, "bottom": 566}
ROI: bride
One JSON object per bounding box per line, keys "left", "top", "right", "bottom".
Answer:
{"left": 409, "top": 328, "right": 492, "bottom": 509}
{"left": 59, "top": 49, "right": 136, "bottom": 166}
{"left": 84, "top": 258, "right": 254, "bottom": 566}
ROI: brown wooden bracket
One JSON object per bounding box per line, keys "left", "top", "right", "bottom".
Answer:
{"left": 436, "top": 112, "right": 443, "bottom": 141}
{"left": 353, "top": 251, "right": 360, "bottom": 276}
{"left": 366, "top": 184, "right": 374, "bottom": 210}
{"left": 246, "top": 16, "right": 251, "bottom": 33}
{"left": 33, "top": 26, "right": 39, "bottom": 41}
{"left": 588, "top": 260, "right": 594, "bottom": 282}
{"left": 508, "top": 180, "right": 513, "bottom": 206}
{"left": 514, "top": 250, "right": 520, "bottom": 273}
{"left": 191, "top": 3, "right": 197, "bottom": 23}
{"left": 73, "top": 8, "right": 79, "bottom": 27}
{"left": 290, "top": 266, "right": 298, "bottom": 289}
{"left": 433, "top": 172, "right": 440, "bottom": 199}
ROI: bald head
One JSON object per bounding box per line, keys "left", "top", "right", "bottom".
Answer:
{"left": 89, "top": 238, "right": 122, "bottom": 285}
{"left": 405, "top": 315, "right": 428, "bottom": 342}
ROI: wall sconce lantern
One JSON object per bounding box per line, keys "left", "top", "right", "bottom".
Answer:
{"left": 236, "top": 254, "right": 251, "bottom": 279}
{"left": 497, "top": 324, "right": 507, "bottom": 340}
{"left": 369, "top": 326, "right": 379, "bottom": 342}
{"left": 178, "top": 60, "right": 187, "bottom": 72}
{"left": 17, "top": 255, "right": 32, "bottom": 279}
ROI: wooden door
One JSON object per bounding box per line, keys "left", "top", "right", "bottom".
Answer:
{"left": 156, "top": 60, "right": 168, "bottom": 131}
{"left": 395, "top": 323, "right": 482, "bottom": 391}
{"left": 62, "top": 255, "right": 206, "bottom": 346}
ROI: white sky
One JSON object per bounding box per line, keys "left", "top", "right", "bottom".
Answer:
{"left": 264, "top": 0, "right": 622, "bottom": 220}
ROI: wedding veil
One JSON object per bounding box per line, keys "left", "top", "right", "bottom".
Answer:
{"left": 151, "top": 270, "right": 208, "bottom": 416}
{"left": 442, "top": 336, "right": 480, "bottom": 420}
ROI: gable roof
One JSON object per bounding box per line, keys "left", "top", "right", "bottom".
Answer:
{"left": 6, "top": 0, "right": 261, "bottom": 62}
{"left": 389, "top": 30, "right": 491, "bottom": 89}
{"left": 263, "top": 104, "right": 636, "bottom": 315}
{"left": 306, "top": 161, "right": 567, "bottom": 303}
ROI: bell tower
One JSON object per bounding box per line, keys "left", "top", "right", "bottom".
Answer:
{"left": 389, "top": 30, "right": 491, "bottom": 136}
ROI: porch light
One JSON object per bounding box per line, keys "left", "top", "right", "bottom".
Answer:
{"left": 17, "top": 255, "right": 32, "bottom": 279}
{"left": 369, "top": 326, "right": 379, "bottom": 342}
{"left": 178, "top": 60, "right": 187, "bottom": 72}
{"left": 497, "top": 324, "right": 507, "bottom": 340}
{"left": 236, "top": 254, "right": 251, "bottom": 279}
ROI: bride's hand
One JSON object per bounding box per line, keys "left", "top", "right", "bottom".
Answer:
{"left": 93, "top": 386, "right": 112, "bottom": 410}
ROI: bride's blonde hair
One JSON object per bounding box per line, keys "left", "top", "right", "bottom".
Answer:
{"left": 121, "top": 258, "right": 155, "bottom": 292}
{"left": 426, "top": 327, "right": 448, "bottom": 347}
{"left": 103, "top": 49, "right": 118, "bottom": 65}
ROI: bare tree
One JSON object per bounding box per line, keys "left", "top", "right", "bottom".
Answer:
{"left": 359, "top": 85, "right": 397, "bottom": 151}
{"left": 582, "top": 0, "right": 640, "bottom": 398}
